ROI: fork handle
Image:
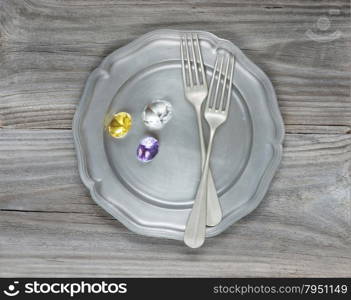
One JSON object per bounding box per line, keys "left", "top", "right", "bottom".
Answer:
{"left": 196, "top": 109, "right": 222, "bottom": 226}
{"left": 184, "top": 129, "right": 216, "bottom": 248}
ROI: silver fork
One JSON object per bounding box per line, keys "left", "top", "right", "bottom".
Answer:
{"left": 180, "top": 33, "right": 222, "bottom": 227}
{"left": 184, "top": 52, "right": 235, "bottom": 248}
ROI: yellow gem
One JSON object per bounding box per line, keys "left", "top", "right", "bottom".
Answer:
{"left": 107, "top": 112, "right": 132, "bottom": 138}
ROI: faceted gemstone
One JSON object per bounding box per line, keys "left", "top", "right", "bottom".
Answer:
{"left": 137, "top": 136, "right": 159, "bottom": 162}
{"left": 142, "top": 100, "right": 173, "bottom": 129}
{"left": 108, "top": 112, "right": 132, "bottom": 138}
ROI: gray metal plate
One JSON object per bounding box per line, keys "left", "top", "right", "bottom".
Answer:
{"left": 73, "top": 29, "right": 284, "bottom": 241}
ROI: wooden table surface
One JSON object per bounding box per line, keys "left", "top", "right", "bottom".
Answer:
{"left": 0, "top": 0, "right": 350, "bottom": 277}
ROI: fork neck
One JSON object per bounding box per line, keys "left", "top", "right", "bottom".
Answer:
{"left": 192, "top": 101, "right": 203, "bottom": 113}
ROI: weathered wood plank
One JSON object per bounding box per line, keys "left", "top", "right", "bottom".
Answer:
{"left": 0, "top": 0, "right": 350, "bottom": 132}
{"left": 0, "top": 129, "right": 350, "bottom": 277}
{"left": 285, "top": 125, "right": 350, "bottom": 134}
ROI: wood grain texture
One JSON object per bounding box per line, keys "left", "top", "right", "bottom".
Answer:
{"left": 0, "top": 0, "right": 350, "bottom": 131}
{"left": 0, "top": 130, "right": 350, "bottom": 277}
{"left": 0, "top": 0, "right": 350, "bottom": 277}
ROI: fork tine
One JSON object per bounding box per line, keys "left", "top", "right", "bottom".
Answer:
{"left": 184, "top": 34, "right": 193, "bottom": 87}
{"left": 190, "top": 34, "right": 200, "bottom": 85}
{"left": 195, "top": 34, "right": 206, "bottom": 86}
{"left": 206, "top": 56, "right": 219, "bottom": 110}
{"left": 213, "top": 56, "right": 224, "bottom": 111}
{"left": 224, "top": 55, "right": 235, "bottom": 113}
{"left": 219, "top": 54, "right": 230, "bottom": 112}
{"left": 180, "top": 36, "right": 188, "bottom": 87}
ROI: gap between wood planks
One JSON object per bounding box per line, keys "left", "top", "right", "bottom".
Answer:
{"left": 1, "top": 126, "right": 350, "bottom": 134}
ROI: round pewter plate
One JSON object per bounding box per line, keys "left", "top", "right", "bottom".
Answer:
{"left": 73, "top": 29, "right": 284, "bottom": 241}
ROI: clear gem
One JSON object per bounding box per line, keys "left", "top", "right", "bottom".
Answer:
{"left": 107, "top": 112, "right": 132, "bottom": 138}
{"left": 142, "top": 100, "right": 173, "bottom": 129}
{"left": 137, "top": 136, "right": 159, "bottom": 162}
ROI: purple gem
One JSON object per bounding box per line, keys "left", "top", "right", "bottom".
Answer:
{"left": 137, "top": 137, "right": 159, "bottom": 162}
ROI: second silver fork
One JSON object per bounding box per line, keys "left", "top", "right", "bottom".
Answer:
{"left": 184, "top": 52, "right": 235, "bottom": 248}
{"left": 180, "top": 33, "right": 222, "bottom": 227}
